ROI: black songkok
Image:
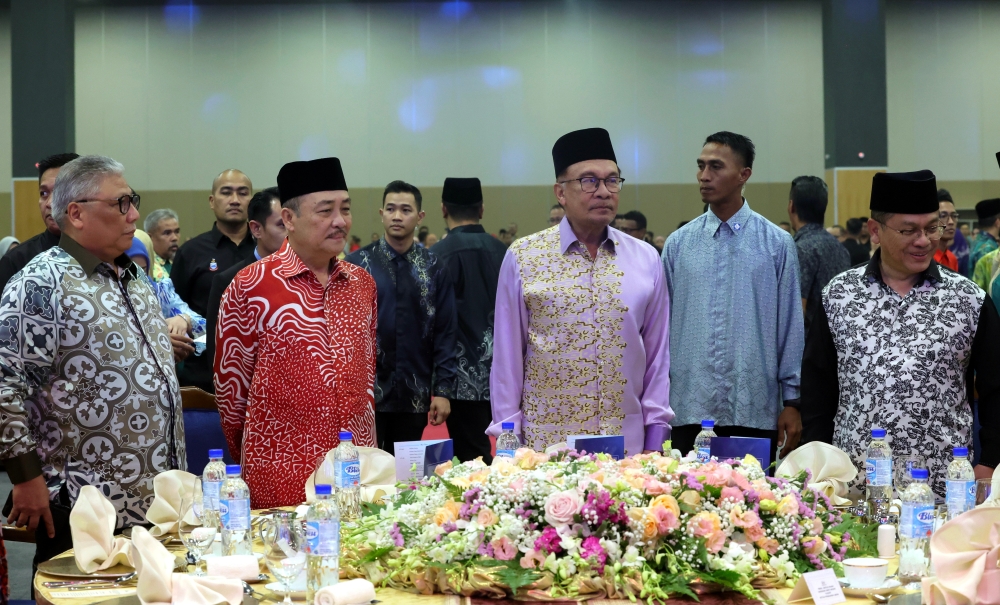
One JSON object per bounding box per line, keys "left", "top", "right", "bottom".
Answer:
{"left": 976, "top": 198, "right": 1000, "bottom": 221}
{"left": 551, "top": 128, "right": 617, "bottom": 178}
{"left": 442, "top": 178, "right": 482, "bottom": 206}
{"left": 869, "top": 170, "right": 938, "bottom": 214}
{"left": 277, "top": 157, "right": 347, "bottom": 204}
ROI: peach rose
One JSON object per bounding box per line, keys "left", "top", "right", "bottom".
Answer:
{"left": 520, "top": 548, "right": 546, "bottom": 569}
{"left": 688, "top": 511, "right": 721, "bottom": 538}
{"left": 705, "top": 531, "right": 727, "bottom": 553}
{"left": 649, "top": 495, "right": 681, "bottom": 518}
{"left": 678, "top": 490, "right": 702, "bottom": 508}
{"left": 434, "top": 460, "right": 453, "bottom": 476}
{"left": 544, "top": 489, "right": 582, "bottom": 526}
{"left": 729, "top": 507, "right": 760, "bottom": 529}
{"left": 720, "top": 486, "right": 745, "bottom": 504}
{"left": 644, "top": 478, "right": 672, "bottom": 495}
{"left": 731, "top": 471, "right": 752, "bottom": 491}
{"left": 759, "top": 537, "right": 780, "bottom": 555}
{"left": 777, "top": 495, "right": 799, "bottom": 516}
{"left": 477, "top": 507, "right": 499, "bottom": 527}
{"left": 433, "top": 500, "right": 461, "bottom": 526}
{"left": 704, "top": 466, "right": 733, "bottom": 487}
{"left": 743, "top": 524, "right": 765, "bottom": 542}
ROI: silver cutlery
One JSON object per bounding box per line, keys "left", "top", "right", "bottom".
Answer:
{"left": 43, "top": 572, "right": 137, "bottom": 587}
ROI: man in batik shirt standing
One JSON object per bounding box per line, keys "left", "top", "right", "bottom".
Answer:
{"left": 490, "top": 128, "right": 672, "bottom": 457}
{"left": 215, "top": 158, "right": 378, "bottom": 508}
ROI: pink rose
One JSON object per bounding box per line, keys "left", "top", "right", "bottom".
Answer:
{"left": 759, "top": 537, "right": 780, "bottom": 555}
{"left": 731, "top": 472, "right": 752, "bottom": 491}
{"left": 544, "top": 490, "right": 582, "bottom": 526}
{"left": 643, "top": 478, "right": 672, "bottom": 495}
{"left": 509, "top": 478, "right": 525, "bottom": 494}
{"left": 720, "top": 486, "right": 745, "bottom": 504}
{"left": 477, "top": 507, "right": 499, "bottom": 527}
{"left": 492, "top": 536, "right": 517, "bottom": 560}
{"left": 705, "top": 531, "right": 726, "bottom": 553}
{"left": 730, "top": 508, "right": 760, "bottom": 529}
{"left": 743, "top": 524, "right": 765, "bottom": 542}
{"left": 650, "top": 506, "right": 679, "bottom": 535}
{"left": 688, "top": 512, "right": 721, "bottom": 538}
{"left": 812, "top": 518, "right": 824, "bottom": 535}
{"left": 704, "top": 466, "right": 733, "bottom": 487}
{"left": 520, "top": 548, "right": 546, "bottom": 569}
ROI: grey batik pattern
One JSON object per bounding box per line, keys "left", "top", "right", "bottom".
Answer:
{"left": 455, "top": 331, "right": 493, "bottom": 401}
{"left": 824, "top": 264, "right": 982, "bottom": 497}
{"left": 0, "top": 246, "right": 185, "bottom": 528}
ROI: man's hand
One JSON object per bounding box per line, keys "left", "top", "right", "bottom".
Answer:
{"left": 776, "top": 406, "right": 802, "bottom": 458}
{"left": 975, "top": 464, "right": 995, "bottom": 480}
{"left": 166, "top": 315, "right": 190, "bottom": 336}
{"left": 8, "top": 475, "right": 54, "bottom": 538}
{"left": 171, "top": 333, "right": 196, "bottom": 362}
{"left": 429, "top": 397, "right": 451, "bottom": 425}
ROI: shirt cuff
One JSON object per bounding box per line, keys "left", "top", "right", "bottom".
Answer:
{"left": 782, "top": 385, "right": 801, "bottom": 402}
{"left": 644, "top": 424, "right": 670, "bottom": 452}
{"left": 5, "top": 450, "right": 43, "bottom": 484}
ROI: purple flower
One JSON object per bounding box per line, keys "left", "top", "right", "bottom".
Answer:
{"left": 477, "top": 540, "right": 495, "bottom": 557}
{"left": 389, "top": 523, "right": 405, "bottom": 547}
{"left": 442, "top": 521, "right": 457, "bottom": 533}
{"left": 580, "top": 536, "right": 608, "bottom": 573}
{"left": 683, "top": 474, "right": 704, "bottom": 491}
{"left": 581, "top": 491, "right": 626, "bottom": 526}
{"left": 534, "top": 527, "right": 562, "bottom": 554}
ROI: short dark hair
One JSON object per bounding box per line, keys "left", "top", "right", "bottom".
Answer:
{"left": 779, "top": 221, "right": 791, "bottom": 227}
{"left": 551, "top": 204, "right": 562, "bottom": 211}
{"left": 830, "top": 224, "right": 844, "bottom": 233}
{"left": 981, "top": 214, "right": 1000, "bottom": 229}
{"left": 383, "top": 180, "right": 422, "bottom": 211}
{"left": 623, "top": 210, "right": 647, "bottom": 230}
{"left": 678, "top": 220, "right": 689, "bottom": 229}
{"left": 445, "top": 202, "right": 482, "bottom": 222}
{"left": 418, "top": 230, "right": 428, "bottom": 243}
{"left": 498, "top": 228, "right": 508, "bottom": 236}
{"left": 37, "top": 153, "right": 80, "bottom": 182}
{"left": 870, "top": 210, "right": 893, "bottom": 225}
{"left": 248, "top": 187, "right": 280, "bottom": 225}
{"left": 845, "top": 217, "right": 864, "bottom": 236}
{"left": 937, "top": 189, "right": 954, "bottom": 204}
{"left": 789, "top": 175, "right": 829, "bottom": 224}
{"left": 704, "top": 131, "right": 755, "bottom": 168}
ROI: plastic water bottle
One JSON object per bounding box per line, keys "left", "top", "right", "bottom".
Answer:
{"left": 899, "top": 467, "right": 934, "bottom": 582}
{"left": 694, "top": 420, "right": 716, "bottom": 462}
{"left": 306, "top": 484, "right": 340, "bottom": 603}
{"left": 865, "top": 428, "right": 893, "bottom": 517}
{"left": 496, "top": 422, "right": 520, "bottom": 459}
{"left": 202, "top": 449, "right": 226, "bottom": 512}
{"left": 946, "top": 446, "right": 976, "bottom": 519}
{"left": 219, "top": 464, "right": 252, "bottom": 556}
{"left": 334, "top": 431, "right": 361, "bottom": 521}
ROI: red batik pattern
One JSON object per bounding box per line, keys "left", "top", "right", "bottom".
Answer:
{"left": 215, "top": 242, "right": 377, "bottom": 508}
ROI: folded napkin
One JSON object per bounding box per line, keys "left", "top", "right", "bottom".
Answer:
{"left": 145, "top": 470, "right": 199, "bottom": 536}
{"left": 132, "top": 526, "right": 243, "bottom": 605}
{"left": 305, "top": 447, "right": 397, "bottom": 504}
{"left": 776, "top": 442, "right": 857, "bottom": 506}
{"left": 315, "top": 579, "right": 376, "bottom": 605}
{"left": 206, "top": 555, "right": 260, "bottom": 581}
{"left": 925, "top": 507, "right": 1000, "bottom": 605}
{"left": 70, "top": 485, "right": 134, "bottom": 573}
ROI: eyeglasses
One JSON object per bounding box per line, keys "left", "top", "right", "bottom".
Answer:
{"left": 75, "top": 193, "right": 141, "bottom": 215}
{"left": 558, "top": 176, "right": 625, "bottom": 193}
{"left": 878, "top": 221, "right": 945, "bottom": 241}
{"left": 938, "top": 212, "right": 960, "bottom": 221}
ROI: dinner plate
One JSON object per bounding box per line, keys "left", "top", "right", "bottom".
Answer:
{"left": 120, "top": 526, "right": 177, "bottom": 544}
{"left": 95, "top": 596, "right": 259, "bottom": 605}
{"left": 37, "top": 555, "right": 186, "bottom": 578}
{"left": 839, "top": 578, "right": 902, "bottom": 598}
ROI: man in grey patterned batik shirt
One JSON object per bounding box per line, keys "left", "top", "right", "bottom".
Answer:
{"left": 801, "top": 170, "right": 999, "bottom": 497}
{"left": 0, "top": 155, "right": 185, "bottom": 571}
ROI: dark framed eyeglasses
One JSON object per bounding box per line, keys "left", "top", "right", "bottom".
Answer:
{"left": 559, "top": 176, "right": 625, "bottom": 193}
{"left": 877, "top": 221, "right": 945, "bottom": 241}
{"left": 75, "top": 193, "right": 141, "bottom": 215}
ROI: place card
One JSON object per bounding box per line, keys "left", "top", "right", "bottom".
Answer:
{"left": 565, "top": 435, "right": 625, "bottom": 459}
{"left": 394, "top": 439, "right": 454, "bottom": 481}
{"left": 788, "top": 568, "right": 847, "bottom": 604}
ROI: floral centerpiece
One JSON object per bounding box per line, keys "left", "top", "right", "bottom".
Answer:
{"left": 341, "top": 448, "right": 876, "bottom": 602}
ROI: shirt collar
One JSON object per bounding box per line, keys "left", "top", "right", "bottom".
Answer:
{"left": 59, "top": 233, "right": 139, "bottom": 280}
{"left": 448, "top": 224, "right": 486, "bottom": 235}
{"left": 379, "top": 236, "right": 421, "bottom": 262}
{"left": 254, "top": 247, "right": 262, "bottom": 261}
{"left": 211, "top": 223, "right": 253, "bottom": 247}
{"left": 557, "top": 216, "right": 617, "bottom": 255}
{"left": 792, "top": 222, "right": 824, "bottom": 241}
{"left": 863, "top": 247, "right": 943, "bottom": 287}
{"left": 704, "top": 199, "right": 753, "bottom": 236}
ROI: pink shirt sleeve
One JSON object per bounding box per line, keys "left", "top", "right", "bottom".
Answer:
{"left": 487, "top": 250, "right": 529, "bottom": 438}
{"left": 640, "top": 257, "right": 673, "bottom": 450}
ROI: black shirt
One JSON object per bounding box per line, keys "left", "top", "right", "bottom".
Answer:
{"left": 171, "top": 224, "right": 255, "bottom": 391}
{"left": 842, "top": 237, "right": 871, "bottom": 267}
{"left": 345, "top": 239, "right": 457, "bottom": 413}
{"left": 0, "top": 229, "right": 61, "bottom": 296}
{"left": 429, "top": 225, "right": 508, "bottom": 402}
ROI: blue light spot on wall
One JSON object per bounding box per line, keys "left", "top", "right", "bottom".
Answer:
{"left": 164, "top": 1, "right": 200, "bottom": 34}
{"left": 200, "top": 93, "right": 239, "bottom": 128}
{"left": 298, "top": 135, "right": 332, "bottom": 161}
{"left": 481, "top": 66, "right": 521, "bottom": 89}
{"left": 693, "top": 70, "right": 728, "bottom": 87}
{"left": 689, "top": 37, "right": 723, "bottom": 56}
{"left": 440, "top": 1, "right": 472, "bottom": 19}
{"left": 398, "top": 80, "right": 437, "bottom": 132}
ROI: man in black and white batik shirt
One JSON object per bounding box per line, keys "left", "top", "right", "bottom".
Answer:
{"left": 801, "top": 170, "right": 1000, "bottom": 497}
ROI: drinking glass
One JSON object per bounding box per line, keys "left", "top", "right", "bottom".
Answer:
{"left": 894, "top": 455, "right": 925, "bottom": 493}
{"left": 976, "top": 478, "right": 993, "bottom": 505}
{"left": 178, "top": 481, "right": 219, "bottom": 576}
{"left": 263, "top": 514, "right": 306, "bottom": 605}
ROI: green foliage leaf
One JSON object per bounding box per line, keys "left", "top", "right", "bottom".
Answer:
{"left": 494, "top": 560, "right": 542, "bottom": 595}
{"left": 361, "top": 501, "right": 385, "bottom": 517}
{"left": 361, "top": 546, "right": 392, "bottom": 563}
{"left": 438, "top": 476, "right": 466, "bottom": 499}
{"left": 829, "top": 513, "right": 879, "bottom": 558}
{"left": 696, "top": 568, "right": 744, "bottom": 590}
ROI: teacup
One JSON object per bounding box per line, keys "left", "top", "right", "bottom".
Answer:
{"left": 843, "top": 557, "right": 889, "bottom": 588}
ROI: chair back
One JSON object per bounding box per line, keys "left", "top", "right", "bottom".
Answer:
{"left": 180, "top": 387, "right": 234, "bottom": 475}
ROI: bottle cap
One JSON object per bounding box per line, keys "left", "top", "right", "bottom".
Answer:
{"left": 701, "top": 420, "right": 715, "bottom": 429}
{"left": 208, "top": 449, "right": 223, "bottom": 458}
{"left": 953, "top": 447, "right": 969, "bottom": 457}
{"left": 315, "top": 484, "right": 332, "bottom": 496}
{"left": 910, "top": 467, "right": 928, "bottom": 480}
{"left": 871, "top": 428, "right": 886, "bottom": 438}
{"left": 225, "top": 464, "right": 241, "bottom": 475}
{"left": 501, "top": 422, "right": 514, "bottom": 430}
{"left": 339, "top": 431, "right": 353, "bottom": 441}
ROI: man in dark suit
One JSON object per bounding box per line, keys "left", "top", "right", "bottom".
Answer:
{"left": 430, "top": 178, "right": 508, "bottom": 463}
{"left": 205, "top": 187, "right": 286, "bottom": 373}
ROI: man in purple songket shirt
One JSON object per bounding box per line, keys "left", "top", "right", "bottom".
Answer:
{"left": 488, "top": 127, "right": 672, "bottom": 456}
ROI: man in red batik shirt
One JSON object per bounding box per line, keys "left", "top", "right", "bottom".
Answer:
{"left": 934, "top": 189, "right": 959, "bottom": 272}
{"left": 215, "top": 157, "right": 378, "bottom": 508}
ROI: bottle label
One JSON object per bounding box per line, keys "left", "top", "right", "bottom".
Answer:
{"left": 946, "top": 480, "right": 976, "bottom": 515}
{"left": 697, "top": 447, "right": 711, "bottom": 463}
{"left": 900, "top": 503, "right": 934, "bottom": 539}
{"left": 865, "top": 458, "right": 892, "bottom": 486}
{"left": 306, "top": 520, "right": 340, "bottom": 556}
{"left": 336, "top": 460, "right": 360, "bottom": 488}
{"left": 495, "top": 449, "right": 515, "bottom": 459}
{"left": 203, "top": 481, "right": 221, "bottom": 510}
{"left": 220, "top": 497, "right": 250, "bottom": 531}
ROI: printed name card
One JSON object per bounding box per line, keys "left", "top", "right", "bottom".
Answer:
{"left": 788, "top": 568, "right": 847, "bottom": 605}
{"left": 566, "top": 435, "right": 625, "bottom": 460}
{"left": 394, "top": 439, "right": 454, "bottom": 481}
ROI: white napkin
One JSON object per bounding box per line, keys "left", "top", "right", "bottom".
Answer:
{"left": 315, "top": 579, "right": 376, "bottom": 605}
{"left": 70, "top": 486, "right": 134, "bottom": 573}
{"left": 145, "top": 470, "right": 199, "bottom": 536}
{"left": 776, "top": 442, "right": 857, "bottom": 505}
{"left": 132, "top": 526, "right": 243, "bottom": 605}
{"left": 925, "top": 507, "right": 1000, "bottom": 605}
{"left": 305, "top": 447, "right": 397, "bottom": 504}
{"left": 205, "top": 555, "right": 260, "bottom": 581}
